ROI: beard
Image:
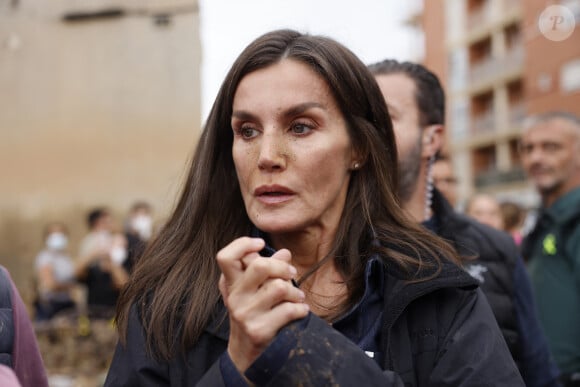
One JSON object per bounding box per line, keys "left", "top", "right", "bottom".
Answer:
{"left": 397, "top": 136, "right": 423, "bottom": 203}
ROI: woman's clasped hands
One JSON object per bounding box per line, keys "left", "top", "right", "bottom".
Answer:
{"left": 216, "top": 237, "right": 310, "bottom": 372}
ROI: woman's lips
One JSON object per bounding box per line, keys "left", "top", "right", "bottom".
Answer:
{"left": 254, "top": 185, "right": 295, "bottom": 204}
{"left": 257, "top": 192, "right": 294, "bottom": 204}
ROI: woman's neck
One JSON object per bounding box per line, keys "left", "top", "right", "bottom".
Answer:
{"left": 270, "top": 228, "right": 334, "bottom": 267}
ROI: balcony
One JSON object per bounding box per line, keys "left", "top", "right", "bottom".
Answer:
{"left": 469, "top": 46, "right": 524, "bottom": 89}
{"left": 470, "top": 57, "right": 498, "bottom": 84}
{"left": 508, "top": 102, "right": 526, "bottom": 127}
{"left": 472, "top": 110, "right": 495, "bottom": 135}
{"left": 467, "top": 4, "right": 492, "bottom": 30}
{"left": 474, "top": 167, "right": 527, "bottom": 188}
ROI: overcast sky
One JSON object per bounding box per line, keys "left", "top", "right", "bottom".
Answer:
{"left": 198, "top": 0, "right": 423, "bottom": 122}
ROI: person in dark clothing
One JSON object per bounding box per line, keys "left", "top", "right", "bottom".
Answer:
{"left": 105, "top": 29, "right": 522, "bottom": 386}
{"left": 369, "top": 59, "right": 561, "bottom": 387}
{"left": 123, "top": 201, "right": 154, "bottom": 272}
{"left": 76, "top": 208, "right": 129, "bottom": 319}
{"left": 519, "top": 112, "right": 580, "bottom": 386}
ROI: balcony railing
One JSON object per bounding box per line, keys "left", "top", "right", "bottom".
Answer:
{"left": 474, "top": 167, "right": 527, "bottom": 188}
{"left": 508, "top": 102, "right": 526, "bottom": 127}
{"left": 470, "top": 57, "right": 497, "bottom": 84}
{"left": 469, "top": 45, "right": 524, "bottom": 85}
{"left": 472, "top": 110, "right": 495, "bottom": 134}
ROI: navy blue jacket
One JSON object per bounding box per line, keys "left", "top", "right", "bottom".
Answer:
{"left": 105, "top": 250, "right": 523, "bottom": 387}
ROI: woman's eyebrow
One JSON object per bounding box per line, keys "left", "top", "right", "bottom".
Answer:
{"left": 231, "top": 110, "right": 257, "bottom": 121}
{"left": 232, "top": 102, "right": 325, "bottom": 121}
{"left": 282, "top": 102, "right": 325, "bottom": 118}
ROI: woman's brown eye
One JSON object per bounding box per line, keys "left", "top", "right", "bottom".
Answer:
{"left": 241, "top": 128, "right": 257, "bottom": 138}
{"left": 292, "top": 123, "right": 312, "bottom": 135}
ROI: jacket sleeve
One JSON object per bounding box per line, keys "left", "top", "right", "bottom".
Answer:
{"left": 104, "top": 305, "right": 171, "bottom": 387}
{"left": 430, "top": 288, "right": 525, "bottom": 386}
{"left": 512, "top": 256, "right": 562, "bottom": 387}
{"left": 5, "top": 268, "right": 49, "bottom": 387}
{"left": 242, "top": 312, "right": 403, "bottom": 387}
{"left": 104, "top": 304, "right": 230, "bottom": 387}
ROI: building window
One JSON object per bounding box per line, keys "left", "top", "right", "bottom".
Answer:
{"left": 561, "top": 58, "right": 580, "bottom": 93}
{"left": 471, "top": 90, "right": 494, "bottom": 134}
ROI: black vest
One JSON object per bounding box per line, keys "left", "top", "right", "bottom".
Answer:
{"left": 432, "top": 190, "right": 521, "bottom": 360}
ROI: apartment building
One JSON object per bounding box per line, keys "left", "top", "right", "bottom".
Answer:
{"left": 420, "top": 0, "right": 580, "bottom": 206}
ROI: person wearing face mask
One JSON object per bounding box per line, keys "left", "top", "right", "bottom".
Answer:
{"left": 76, "top": 208, "right": 129, "bottom": 319}
{"left": 123, "top": 201, "right": 154, "bottom": 272}
{"left": 34, "top": 222, "right": 77, "bottom": 321}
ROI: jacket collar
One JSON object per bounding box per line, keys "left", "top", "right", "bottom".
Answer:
{"left": 544, "top": 186, "right": 580, "bottom": 222}
{"left": 204, "top": 248, "right": 478, "bottom": 341}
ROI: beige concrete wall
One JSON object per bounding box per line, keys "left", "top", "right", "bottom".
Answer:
{"left": 0, "top": 0, "right": 202, "bottom": 299}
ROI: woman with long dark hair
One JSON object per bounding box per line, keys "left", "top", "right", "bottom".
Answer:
{"left": 105, "top": 29, "right": 523, "bottom": 386}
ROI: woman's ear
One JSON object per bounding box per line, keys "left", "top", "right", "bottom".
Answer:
{"left": 349, "top": 147, "right": 366, "bottom": 171}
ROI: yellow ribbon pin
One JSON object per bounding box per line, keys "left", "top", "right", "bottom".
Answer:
{"left": 542, "top": 233, "right": 557, "bottom": 255}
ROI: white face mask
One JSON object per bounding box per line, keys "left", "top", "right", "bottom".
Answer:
{"left": 46, "top": 232, "right": 68, "bottom": 251}
{"left": 110, "top": 246, "right": 128, "bottom": 265}
{"left": 131, "top": 215, "right": 152, "bottom": 240}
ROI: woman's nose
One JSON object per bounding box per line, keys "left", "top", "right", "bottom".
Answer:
{"left": 257, "top": 132, "right": 286, "bottom": 171}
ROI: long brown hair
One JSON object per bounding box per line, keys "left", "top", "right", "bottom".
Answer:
{"left": 116, "top": 29, "right": 460, "bottom": 360}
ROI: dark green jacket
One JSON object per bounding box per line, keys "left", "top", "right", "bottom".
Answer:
{"left": 522, "top": 187, "right": 580, "bottom": 374}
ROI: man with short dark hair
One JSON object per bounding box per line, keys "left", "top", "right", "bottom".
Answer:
{"left": 369, "top": 59, "right": 561, "bottom": 387}
{"left": 520, "top": 111, "right": 580, "bottom": 386}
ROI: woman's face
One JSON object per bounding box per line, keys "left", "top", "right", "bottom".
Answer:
{"left": 231, "top": 59, "right": 358, "bottom": 236}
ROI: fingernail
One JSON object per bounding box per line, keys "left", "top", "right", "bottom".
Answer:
{"left": 298, "top": 290, "right": 305, "bottom": 300}
{"left": 289, "top": 265, "right": 297, "bottom": 275}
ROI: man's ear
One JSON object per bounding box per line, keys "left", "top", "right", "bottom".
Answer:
{"left": 421, "top": 124, "right": 444, "bottom": 158}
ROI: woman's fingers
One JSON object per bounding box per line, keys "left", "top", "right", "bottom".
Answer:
{"left": 216, "top": 237, "right": 265, "bottom": 286}
{"left": 234, "top": 300, "right": 310, "bottom": 344}
{"left": 218, "top": 274, "right": 229, "bottom": 302}
{"left": 241, "top": 256, "right": 297, "bottom": 290}
{"left": 219, "top": 238, "right": 307, "bottom": 371}
{"left": 226, "top": 277, "right": 309, "bottom": 371}
{"left": 229, "top": 277, "right": 305, "bottom": 320}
